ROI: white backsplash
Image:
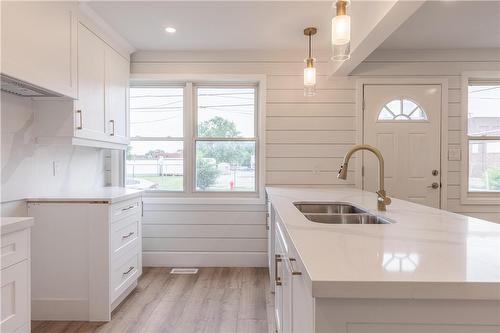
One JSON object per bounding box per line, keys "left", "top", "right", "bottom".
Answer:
{"left": 1, "top": 92, "right": 107, "bottom": 205}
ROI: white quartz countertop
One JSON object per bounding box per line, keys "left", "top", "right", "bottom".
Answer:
{"left": 26, "top": 187, "right": 143, "bottom": 203}
{"left": 266, "top": 187, "right": 500, "bottom": 300}
{"left": 1, "top": 217, "right": 34, "bottom": 234}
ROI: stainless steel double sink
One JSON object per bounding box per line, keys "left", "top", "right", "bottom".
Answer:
{"left": 294, "top": 202, "right": 394, "bottom": 225}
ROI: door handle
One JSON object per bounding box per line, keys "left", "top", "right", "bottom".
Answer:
{"left": 428, "top": 182, "right": 440, "bottom": 189}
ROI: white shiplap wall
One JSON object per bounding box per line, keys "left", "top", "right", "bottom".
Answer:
{"left": 131, "top": 50, "right": 357, "bottom": 267}
{"left": 352, "top": 49, "right": 500, "bottom": 223}
{"left": 131, "top": 49, "right": 500, "bottom": 267}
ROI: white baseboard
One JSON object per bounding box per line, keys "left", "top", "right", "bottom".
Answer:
{"left": 142, "top": 251, "right": 267, "bottom": 267}
{"left": 32, "top": 298, "right": 89, "bottom": 321}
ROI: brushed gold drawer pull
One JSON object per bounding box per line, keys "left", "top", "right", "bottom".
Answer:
{"left": 110, "top": 119, "right": 115, "bottom": 136}
{"left": 123, "top": 266, "right": 134, "bottom": 276}
{"left": 122, "top": 232, "right": 134, "bottom": 239}
{"left": 76, "top": 110, "right": 83, "bottom": 130}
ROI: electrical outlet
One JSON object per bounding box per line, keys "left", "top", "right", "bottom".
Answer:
{"left": 52, "top": 161, "right": 59, "bottom": 176}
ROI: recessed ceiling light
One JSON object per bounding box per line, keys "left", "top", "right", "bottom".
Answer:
{"left": 165, "top": 27, "right": 176, "bottom": 33}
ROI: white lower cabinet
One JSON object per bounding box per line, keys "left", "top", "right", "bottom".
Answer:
{"left": 28, "top": 196, "right": 142, "bottom": 321}
{"left": 1, "top": 220, "right": 33, "bottom": 333}
{"left": 274, "top": 212, "right": 314, "bottom": 333}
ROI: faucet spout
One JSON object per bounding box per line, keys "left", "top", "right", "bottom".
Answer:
{"left": 337, "top": 144, "right": 391, "bottom": 211}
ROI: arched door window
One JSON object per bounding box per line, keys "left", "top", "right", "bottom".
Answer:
{"left": 378, "top": 98, "right": 428, "bottom": 121}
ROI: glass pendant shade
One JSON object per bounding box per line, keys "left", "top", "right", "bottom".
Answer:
{"left": 331, "top": 1, "right": 351, "bottom": 61}
{"left": 303, "top": 65, "right": 316, "bottom": 96}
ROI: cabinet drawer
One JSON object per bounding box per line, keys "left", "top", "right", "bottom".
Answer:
{"left": 111, "top": 215, "right": 140, "bottom": 260}
{"left": 1, "top": 229, "right": 29, "bottom": 270}
{"left": 111, "top": 253, "right": 139, "bottom": 303}
{"left": 1, "top": 261, "right": 29, "bottom": 333}
{"left": 111, "top": 198, "right": 141, "bottom": 223}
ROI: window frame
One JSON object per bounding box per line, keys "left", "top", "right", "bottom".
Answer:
{"left": 193, "top": 84, "right": 259, "bottom": 193}
{"left": 126, "top": 74, "right": 266, "bottom": 202}
{"left": 460, "top": 71, "right": 500, "bottom": 205}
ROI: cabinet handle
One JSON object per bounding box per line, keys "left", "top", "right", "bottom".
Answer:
{"left": 121, "top": 204, "right": 135, "bottom": 212}
{"left": 76, "top": 110, "right": 83, "bottom": 130}
{"left": 288, "top": 258, "right": 302, "bottom": 275}
{"left": 122, "top": 231, "right": 134, "bottom": 239}
{"left": 110, "top": 119, "right": 115, "bottom": 136}
{"left": 275, "top": 254, "right": 282, "bottom": 286}
{"left": 123, "top": 266, "right": 135, "bottom": 276}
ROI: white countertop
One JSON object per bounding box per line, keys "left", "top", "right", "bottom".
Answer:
{"left": 1, "top": 217, "right": 34, "bottom": 234}
{"left": 266, "top": 187, "right": 500, "bottom": 300}
{"left": 26, "top": 187, "right": 144, "bottom": 203}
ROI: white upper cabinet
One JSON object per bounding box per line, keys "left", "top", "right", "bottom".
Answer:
{"left": 33, "top": 18, "right": 131, "bottom": 150}
{"left": 1, "top": 1, "right": 78, "bottom": 98}
{"left": 76, "top": 23, "right": 107, "bottom": 142}
{"left": 105, "top": 47, "right": 130, "bottom": 144}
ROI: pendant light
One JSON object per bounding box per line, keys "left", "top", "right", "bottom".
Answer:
{"left": 303, "top": 27, "right": 317, "bottom": 97}
{"left": 332, "top": 0, "right": 350, "bottom": 61}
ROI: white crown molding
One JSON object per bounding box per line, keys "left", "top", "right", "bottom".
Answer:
{"left": 78, "top": 2, "right": 136, "bottom": 57}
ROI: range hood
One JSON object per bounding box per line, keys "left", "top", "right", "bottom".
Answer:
{"left": 1, "top": 74, "right": 63, "bottom": 97}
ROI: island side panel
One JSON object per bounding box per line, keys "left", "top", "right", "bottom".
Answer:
{"left": 314, "top": 298, "right": 500, "bottom": 333}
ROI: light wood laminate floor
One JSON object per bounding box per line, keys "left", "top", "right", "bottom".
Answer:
{"left": 32, "top": 267, "right": 273, "bottom": 333}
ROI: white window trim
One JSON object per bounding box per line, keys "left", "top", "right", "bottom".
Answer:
{"left": 128, "top": 74, "right": 267, "bottom": 204}
{"left": 460, "top": 71, "right": 500, "bottom": 205}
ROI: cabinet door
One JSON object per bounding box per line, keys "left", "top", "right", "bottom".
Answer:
{"left": 291, "top": 259, "right": 314, "bottom": 333}
{"left": 1, "top": 261, "right": 29, "bottom": 332}
{"left": 275, "top": 232, "right": 284, "bottom": 333}
{"left": 1, "top": 1, "right": 77, "bottom": 98}
{"left": 75, "top": 23, "right": 107, "bottom": 141}
{"left": 282, "top": 257, "right": 293, "bottom": 333}
{"left": 105, "top": 47, "right": 130, "bottom": 144}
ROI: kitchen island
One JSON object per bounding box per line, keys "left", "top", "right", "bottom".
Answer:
{"left": 266, "top": 187, "right": 500, "bottom": 333}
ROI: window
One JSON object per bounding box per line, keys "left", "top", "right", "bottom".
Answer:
{"left": 196, "top": 87, "right": 257, "bottom": 192}
{"left": 467, "top": 81, "right": 500, "bottom": 193}
{"left": 378, "top": 98, "right": 427, "bottom": 121}
{"left": 126, "top": 81, "right": 261, "bottom": 195}
{"left": 126, "top": 87, "right": 184, "bottom": 191}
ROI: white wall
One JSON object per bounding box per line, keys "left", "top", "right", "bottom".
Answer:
{"left": 1, "top": 92, "right": 107, "bottom": 216}
{"left": 353, "top": 49, "right": 500, "bottom": 223}
{"left": 131, "top": 48, "right": 500, "bottom": 267}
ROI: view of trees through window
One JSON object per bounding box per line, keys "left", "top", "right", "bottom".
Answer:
{"left": 126, "top": 85, "right": 257, "bottom": 192}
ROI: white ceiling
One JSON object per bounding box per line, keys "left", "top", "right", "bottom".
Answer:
{"left": 380, "top": 1, "right": 500, "bottom": 50}
{"left": 87, "top": 1, "right": 334, "bottom": 51}
{"left": 88, "top": 1, "right": 500, "bottom": 52}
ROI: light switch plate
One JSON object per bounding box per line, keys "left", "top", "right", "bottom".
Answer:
{"left": 448, "top": 148, "right": 461, "bottom": 161}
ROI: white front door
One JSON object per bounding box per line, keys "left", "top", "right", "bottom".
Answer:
{"left": 363, "top": 84, "right": 442, "bottom": 208}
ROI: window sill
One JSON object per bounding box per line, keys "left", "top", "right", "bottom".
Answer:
{"left": 460, "top": 194, "right": 500, "bottom": 205}
{"left": 142, "top": 195, "right": 265, "bottom": 205}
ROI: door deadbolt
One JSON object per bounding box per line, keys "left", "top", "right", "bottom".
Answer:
{"left": 432, "top": 170, "right": 439, "bottom": 176}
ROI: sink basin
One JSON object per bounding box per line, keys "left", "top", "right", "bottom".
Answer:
{"left": 294, "top": 202, "right": 368, "bottom": 214}
{"left": 303, "top": 213, "right": 392, "bottom": 225}
{"left": 294, "top": 202, "right": 394, "bottom": 225}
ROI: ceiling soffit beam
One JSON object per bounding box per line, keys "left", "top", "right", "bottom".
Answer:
{"left": 329, "top": 0, "right": 426, "bottom": 77}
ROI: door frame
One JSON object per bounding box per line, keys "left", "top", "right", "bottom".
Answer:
{"left": 355, "top": 78, "right": 449, "bottom": 209}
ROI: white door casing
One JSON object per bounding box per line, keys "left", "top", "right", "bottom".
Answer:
{"left": 363, "top": 84, "right": 442, "bottom": 208}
